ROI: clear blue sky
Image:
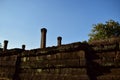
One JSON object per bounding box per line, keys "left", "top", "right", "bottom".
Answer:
{"left": 0, "top": 0, "right": 120, "bottom": 49}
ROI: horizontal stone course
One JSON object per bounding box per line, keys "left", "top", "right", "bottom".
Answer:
{"left": 0, "top": 37, "right": 120, "bottom": 80}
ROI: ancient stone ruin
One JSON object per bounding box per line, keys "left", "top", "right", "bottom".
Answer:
{"left": 0, "top": 28, "right": 120, "bottom": 80}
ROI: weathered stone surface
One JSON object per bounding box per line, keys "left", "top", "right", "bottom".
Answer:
{"left": 0, "top": 37, "right": 120, "bottom": 80}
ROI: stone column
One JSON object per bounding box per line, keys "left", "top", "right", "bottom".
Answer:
{"left": 41, "top": 28, "right": 47, "bottom": 48}
{"left": 22, "top": 44, "right": 26, "bottom": 50}
{"left": 3, "top": 40, "right": 8, "bottom": 51}
{"left": 57, "top": 36, "right": 62, "bottom": 46}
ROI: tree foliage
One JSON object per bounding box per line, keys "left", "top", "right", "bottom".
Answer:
{"left": 0, "top": 43, "right": 2, "bottom": 48}
{"left": 89, "top": 20, "right": 120, "bottom": 41}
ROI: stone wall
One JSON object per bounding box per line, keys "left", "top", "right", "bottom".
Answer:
{"left": 0, "top": 49, "right": 23, "bottom": 80}
{"left": 0, "top": 38, "right": 120, "bottom": 80}
{"left": 87, "top": 37, "right": 120, "bottom": 80}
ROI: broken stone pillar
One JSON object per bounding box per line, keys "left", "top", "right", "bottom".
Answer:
{"left": 3, "top": 40, "right": 8, "bottom": 51}
{"left": 41, "top": 28, "right": 47, "bottom": 48}
{"left": 57, "top": 36, "right": 62, "bottom": 46}
{"left": 22, "top": 45, "right": 25, "bottom": 50}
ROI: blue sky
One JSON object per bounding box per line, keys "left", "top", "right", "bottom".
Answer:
{"left": 0, "top": 0, "right": 120, "bottom": 49}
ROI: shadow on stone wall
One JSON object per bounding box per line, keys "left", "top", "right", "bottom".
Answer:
{"left": 84, "top": 43, "right": 111, "bottom": 80}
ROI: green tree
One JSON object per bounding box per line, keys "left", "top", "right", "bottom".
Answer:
{"left": 89, "top": 20, "right": 120, "bottom": 41}
{"left": 0, "top": 43, "right": 2, "bottom": 48}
